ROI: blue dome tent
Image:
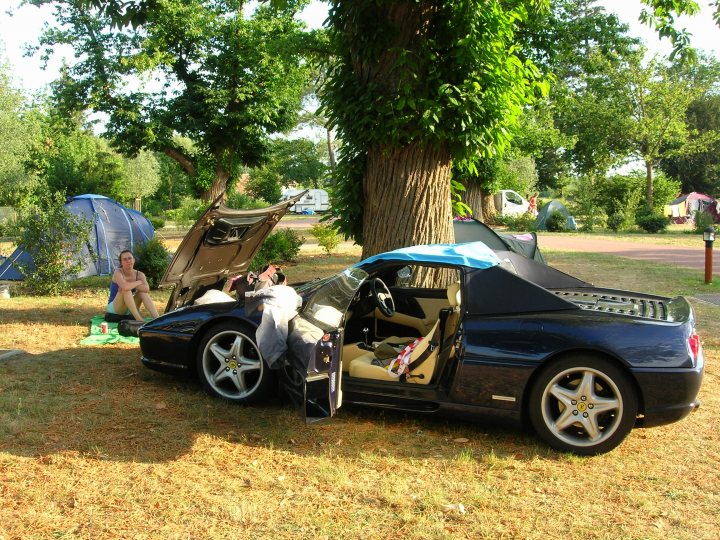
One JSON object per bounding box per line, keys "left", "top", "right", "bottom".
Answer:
{"left": 0, "top": 194, "right": 155, "bottom": 280}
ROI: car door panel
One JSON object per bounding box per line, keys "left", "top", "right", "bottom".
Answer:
{"left": 303, "top": 328, "right": 344, "bottom": 423}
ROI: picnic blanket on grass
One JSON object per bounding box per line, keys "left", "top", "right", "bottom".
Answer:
{"left": 80, "top": 315, "right": 145, "bottom": 345}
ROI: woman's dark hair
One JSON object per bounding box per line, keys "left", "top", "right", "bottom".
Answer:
{"left": 275, "top": 272, "right": 286, "bottom": 284}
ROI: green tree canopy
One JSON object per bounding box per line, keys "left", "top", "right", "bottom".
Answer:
{"left": 268, "top": 138, "right": 328, "bottom": 188}
{"left": 28, "top": 113, "right": 126, "bottom": 198}
{"left": 563, "top": 50, "right": 719, "bottom": 205}
{"left": 660, "top": 93, "right": 720, "bottom": 195}
{"left": 0, "top": 62, "right": 43, "bottom": 207}
{"left": 31, "top": 0, "right": 319, "bottom": 200}
{"left": 322, "top": 0, "right": 548, "bottom": 254}
{"left": 119, "top": 149, "right": 161, "bottom": 209}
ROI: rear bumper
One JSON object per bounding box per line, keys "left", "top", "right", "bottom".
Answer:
{"left": 632, "top": 352, "right": 704, "bottom": 428}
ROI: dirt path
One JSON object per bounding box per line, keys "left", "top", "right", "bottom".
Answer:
{"left": 538, "top": 235, "right": 720, "bottom": 276}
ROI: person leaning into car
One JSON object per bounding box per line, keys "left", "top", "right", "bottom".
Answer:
{"left": 106, "top": 249, "right": 161, "bottom": 322}
{"left": 244, "top": 270, "right": 302, "bottom": 368}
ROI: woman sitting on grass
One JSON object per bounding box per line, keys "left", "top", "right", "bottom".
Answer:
{"left": 106, "top": 249, "right": 160, "bottom": 322}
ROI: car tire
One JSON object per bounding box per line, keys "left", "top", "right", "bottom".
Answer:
{"left": 196, "top": 322, "right": 274, "bottom": 404}
{"left": 528, "top": 355, "right": 638, "bottom": 455}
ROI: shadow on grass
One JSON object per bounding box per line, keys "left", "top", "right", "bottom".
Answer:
{"left": 0, "top": 304, "right": 165, "bottom": 328}
{"left": 0, "top": 347, "right": 553, "bottom": 465}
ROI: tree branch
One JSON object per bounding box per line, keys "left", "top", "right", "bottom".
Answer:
{"left": 162, "top": 146, "right": 197, "bottom": 176}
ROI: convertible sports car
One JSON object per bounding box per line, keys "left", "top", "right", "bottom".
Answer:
{"left": 139, "top": 195, "right": 703, "bottom": 455}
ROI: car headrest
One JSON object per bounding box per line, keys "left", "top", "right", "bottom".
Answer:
{"left": 447, "top": 281, "right": 461, "bottom": 308}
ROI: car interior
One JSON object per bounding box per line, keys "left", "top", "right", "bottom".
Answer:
{"left": 340, "top": 264, "right": 463, "bottom": 386}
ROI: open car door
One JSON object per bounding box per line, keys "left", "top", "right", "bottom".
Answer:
{"left": 282, "top": 267, "right": 368, "bottom": 423}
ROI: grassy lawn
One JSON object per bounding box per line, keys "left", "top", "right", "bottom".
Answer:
{"left": 1, "top": 242, "right": 719, "bottom": 539}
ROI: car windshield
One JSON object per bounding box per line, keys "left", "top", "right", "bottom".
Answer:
{"left": 299, "top": 267, "right": 368, "bottom": 329}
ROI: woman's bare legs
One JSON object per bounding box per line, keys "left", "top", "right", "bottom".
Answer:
{"left": 135, "top": 291, "right": 160, "bottom": 319}
{"left": 113, "top": 290, "right": 144, "bottom": 321}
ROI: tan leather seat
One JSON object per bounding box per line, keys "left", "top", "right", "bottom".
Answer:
{"left": 348, "top": 282, "right": 461, "bottom": 384}
{"left": 349, "top": 319, "right": 440, "bottom": 384}
{"left": 441, "top": 282, "right": 462, "bottom": 357}
{"left": 374, "top": 281, "right": 461, "bottom": 349}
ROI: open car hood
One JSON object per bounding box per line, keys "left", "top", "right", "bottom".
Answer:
{"left": 160, "top": 191, "right": 305, "bottom": 307}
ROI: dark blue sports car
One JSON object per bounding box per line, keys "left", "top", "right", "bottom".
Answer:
{"left": 139, "top": 196, "right": 703, "bottom": 455}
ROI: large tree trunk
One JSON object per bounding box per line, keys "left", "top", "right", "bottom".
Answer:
{"left": 461, "top": 182, "right": 497, "bottom": 223}
{"left": 362, "top": 142, "right": 453, "bottom": 259}
{"left": 462, "top": 181, "right": 484, "bottom": 221}
{"left": 480, "top": 192, "right": 497, "bottom": 224}
{"left": 645, "top": 159, "right": 654, "bottom": 208}
{"left": 203, "top": 165, "right": 231, "bottom": 201}
{"left": 164, "top": 145, "right": 232, "bottom": 201}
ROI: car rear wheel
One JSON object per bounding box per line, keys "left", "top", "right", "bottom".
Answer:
{"left": 196, "top": 322, "right": 274, "bottom": 404}
{"left": 528, "top": 356, "right": 638, "bottom": 455}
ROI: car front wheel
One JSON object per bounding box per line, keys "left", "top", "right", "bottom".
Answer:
{"left": 196, "top": 322, "right": 274, "bottom": 404}
{"left": 528, "top": 356, "right": 638, "bottom": 455}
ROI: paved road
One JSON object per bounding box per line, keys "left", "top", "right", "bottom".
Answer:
{"left": 538, "top": 235, "right": 720, "bottom": 276}
{"left": 278, "top": 217, "right": 719, "bottom": 276}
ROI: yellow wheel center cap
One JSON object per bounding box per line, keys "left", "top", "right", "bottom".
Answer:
{"left": 229, "top": 361, "right": 238, "bottom": 369}
{"left": 577, "top": 402, "right": 587, "bottom": 412}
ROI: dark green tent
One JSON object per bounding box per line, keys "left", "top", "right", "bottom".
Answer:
{"left": 535, "top": 200, "right": 577, "bottom": 231}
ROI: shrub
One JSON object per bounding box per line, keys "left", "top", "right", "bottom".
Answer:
{"left": 133, "top": 237, "right": 171, "bottom": 289}
{"left": 636, "top": 214, "right": 668, "bottom": 233}
{"left": 495, "top": 212, "right": 536, "bottom": 232}
{"left": 567, "top": 175, "right": 604, "bottom": 232}
{"left": 165, "top": 197, "right": 206, "bottom": 227}
{"left": 651, "top": 173, "right": 681, "bottom": 215}
{"left": 251, "top": 229, "right": 304, "bottom": 270}
{"left": 310, "top": 223, "right": 342, "bottom": 254}
{"left": 149, "top": 216, "right": 165, "bottom": 230}
{"left": 14, "top": 192, "right": 92, "bottom": 295}
{"left": 635, "top": 206, "right": 668, "bottom": 233}
{"left": 545, "top": 211, "right": 567, "bottom": 232}
{"left": 142, "top": 199, "right": 164, "bottom": 217}
{"left": 245, "top": 169, "right": 282, "bottom": 204}
{"left": 607, "top": 213, "right": 624, "bottom": 232}
{"left": 693, "top": 210, "right": 714, "bottom": 234}
{"left": 226, "top": 191, "right": 268, "bottom": 210}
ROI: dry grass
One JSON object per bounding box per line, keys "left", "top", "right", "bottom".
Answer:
{"left": 1, "top": 242, "right": 719, "bottom": 539}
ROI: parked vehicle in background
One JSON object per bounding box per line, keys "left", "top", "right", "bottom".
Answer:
{"left": 494, "top": 190, "right": 530, "bottom": 217}
{"left": 282, "top": 189, "right": 330, "bottom": 213}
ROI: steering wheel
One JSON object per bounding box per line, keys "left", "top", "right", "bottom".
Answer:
{"left": 370, "top": 278, "right": 395, "bottom": 317}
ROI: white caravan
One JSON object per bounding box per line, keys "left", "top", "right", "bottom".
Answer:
{"left": 282, "top": 189, "right": 330, "bottom": 213}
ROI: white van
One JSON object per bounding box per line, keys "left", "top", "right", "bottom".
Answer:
{"left": 281, "top": 189, "right": 330, "bottom": 214}
{"left": 493, "top": 190, "right": 530, "bottom": 217}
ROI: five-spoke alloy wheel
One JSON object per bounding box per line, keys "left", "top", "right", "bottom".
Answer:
{"left": 529, "top": 356, "right": 638, "bottom": 455}
{"left": 196, "top": 322, "right": 273, "bottom": 403}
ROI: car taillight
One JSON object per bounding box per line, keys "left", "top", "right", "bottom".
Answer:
{"left": 688, "top": 332, "right": 701, "bottom": 366}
